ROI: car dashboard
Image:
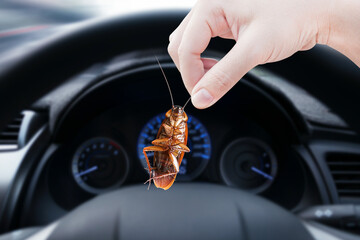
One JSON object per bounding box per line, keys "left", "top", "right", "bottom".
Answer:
{"left": 0, "top": 9, "right": 359, "bottom": 239}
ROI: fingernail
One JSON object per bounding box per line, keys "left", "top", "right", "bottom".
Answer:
{"left": 192, "top": 88, "right": 213, "bottom": 109}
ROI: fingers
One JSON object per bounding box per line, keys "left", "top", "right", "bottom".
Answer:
{"left": 177, "top": 11, "right": 214, "bottom": 93}
{"left": 168, "top": 10, "right": 194, "bottom": 70}
{"left": 168, "top": 1, "right": 259, "bottom": 110}
{"left": 191, "top": 32, "right": 259, "bottom": 109}
{"left": 168, "top": 4, "right": 216, "bottom": 93}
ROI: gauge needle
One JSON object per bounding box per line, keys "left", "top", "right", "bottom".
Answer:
{"left": 76, "top": 166, "right": 98, "bottom": 177}
{"left": 251, "top": 166, "right": 274, "bottom": 181}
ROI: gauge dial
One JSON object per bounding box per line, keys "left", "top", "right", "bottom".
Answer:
{"left": 220, "top": 138, "right": 277, "bottom": 193}
{"left": 72, "top": 137, "right": 129, "bottom": 194}
{"left": 137, "top": 113, "right": 211, "bottom": 181}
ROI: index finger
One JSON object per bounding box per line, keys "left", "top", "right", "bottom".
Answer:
{"left": 178, "top": 8, "right": 213, "bottom": 93}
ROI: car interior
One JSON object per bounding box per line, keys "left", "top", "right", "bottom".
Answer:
{"left": 0, "top": 1, "right": 360, "bottom": 240}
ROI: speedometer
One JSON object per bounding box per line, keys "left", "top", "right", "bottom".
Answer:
{"left": 72, "top": 137, "right": 129, "bottom": 194}
{"left": 137, "top": 113, "right": 211, "bottom": 181}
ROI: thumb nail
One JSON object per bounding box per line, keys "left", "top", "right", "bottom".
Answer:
{"left": 192, "top": 88, "right": 213, "bottom": 109}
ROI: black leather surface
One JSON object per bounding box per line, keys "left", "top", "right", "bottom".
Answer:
{"left": 48, "top": 184, "right": 313, "bottom": 240}
{"left": 265, "top": 45, "right": 360, "bottom": 132}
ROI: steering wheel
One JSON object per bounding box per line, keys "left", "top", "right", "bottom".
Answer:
{"left": 0, "top": 10, "right": 359, "bottom": 240}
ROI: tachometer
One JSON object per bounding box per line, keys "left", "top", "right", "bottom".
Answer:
{"left": 72, "top": 137, "right": 129, "bottom": 194}
{"left": 220, "top": 138, "right": 277, "bottom": 193}
{"left": 137, "top": 113, "right": 211, "bottom": 181}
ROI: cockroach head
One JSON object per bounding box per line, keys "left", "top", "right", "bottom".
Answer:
{"left": 172, "top": 105, "right": 184, "bottom": 115}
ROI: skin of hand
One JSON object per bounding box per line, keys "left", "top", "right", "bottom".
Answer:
{"left": 168, "top": 0, "right": 360, "bottom": 109}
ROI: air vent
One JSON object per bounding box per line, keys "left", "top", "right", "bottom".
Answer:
{"left": 327, "top": 153, "right": 360, "bottom": 198}
{"left": 0, "top": 113, "right": 24, "bottom": 151}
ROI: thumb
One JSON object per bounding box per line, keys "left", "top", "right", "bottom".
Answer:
{"left": 191, "top": 33, "right": 259, "bottom": 109}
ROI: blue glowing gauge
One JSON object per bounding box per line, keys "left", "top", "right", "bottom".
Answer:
{"left": 72, "top": 137, "right": 129, "bottom": 194}
{"left": 137, "top": 113, "right": 211, "bottom": 181}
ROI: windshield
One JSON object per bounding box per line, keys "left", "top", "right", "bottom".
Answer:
{"left": 0, "top": 0, "right": 195, "bottom": 53}
{"left": 0, "top": 0, "right": 195, "bottom": 32}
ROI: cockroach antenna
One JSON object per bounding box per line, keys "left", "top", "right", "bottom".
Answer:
{"left": 182, "top": 96, "right": 191, "bottom": 110}
{"left": 155, "top": 56, "right": 174, "bottom": 108}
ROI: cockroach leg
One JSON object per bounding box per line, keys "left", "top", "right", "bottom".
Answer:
{"left": 162, "top": 123, "right": 173, "bottom": 135}
{"left": 145, "top": 172, "right": 178, "bottom": 183}
{"left": 152, "top": 138, "right": 171, "bottom": 146}
{"left": 169, "top": 153, "right": 179, "bottom": 172}
{"left": 172, "top": 143, "right": 190, "bottom": 152}
{"left": 143, "top": 146, "right": 168, "bottom": 189}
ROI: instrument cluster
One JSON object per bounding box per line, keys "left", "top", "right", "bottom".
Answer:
{"left": 44, "top": 64, "right": 310, "bottom": 211}
{"left": 64, "top": 111, "right": 280, "bottom": 197}
{"left": 65, "top": 112, "right": 213, "bottom": 198}
{"left": 46, "top": 101, "right": 306, "bottom": 212}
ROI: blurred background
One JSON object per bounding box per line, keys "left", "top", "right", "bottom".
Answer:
{"left": 0, "top": 0, "right": 195, "bottom": 52}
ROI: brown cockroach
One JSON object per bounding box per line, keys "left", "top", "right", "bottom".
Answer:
{"left": 143, "top": 57, "right": 191, "bottom": 190}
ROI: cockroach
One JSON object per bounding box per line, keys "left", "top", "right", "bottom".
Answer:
{"left": 143, "top": 57, "right": 191, "bottom": 190}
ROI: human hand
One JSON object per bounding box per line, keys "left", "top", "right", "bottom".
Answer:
{"left": 168, "top": 0, "right": 332, "bottom": 109}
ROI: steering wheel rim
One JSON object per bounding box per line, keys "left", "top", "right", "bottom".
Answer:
{"left": 39, "top": 183, "right": 313, "bottom": 240}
